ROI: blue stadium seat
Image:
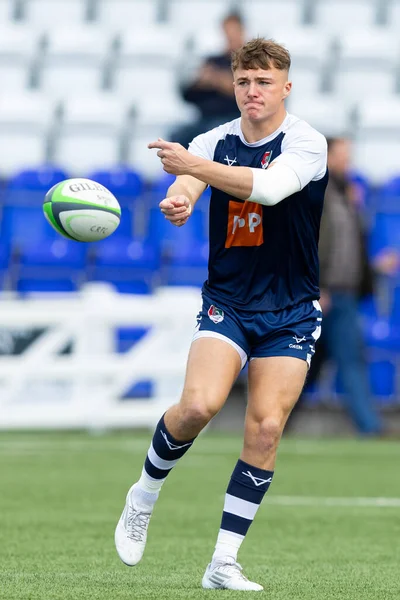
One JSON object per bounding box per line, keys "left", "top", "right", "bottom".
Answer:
{"left": 88, "top": 236, "right": 161, "bottom": 294}
{"left": 146, "top": 206, "right": 206, "bottom": 257}
{"left": 163, "top": 240, "right": 208, "bottom": 287}
{"left": 0, "top": 240, "right": 11, "bottom": 290}
{"left": 1, "top": 204, "right": 59, "bottom": 246}
{"left": 5, "top": 166, "right": 69, "bottom": 205}
{"left": 16, "top": 238, "right": 87, "bottom": 293}
{"left": 369, "top": 212, "right": 400, "bottom": 259}
{"left": 369, "top": 359, "right": 396, "bottom": 403}
{"left": 379, "top": 176, "right": 400, "bottom": 212}
{"left": 87, "top": 166, "right": 144, "bottom": 209}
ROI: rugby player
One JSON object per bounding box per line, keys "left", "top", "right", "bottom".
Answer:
{"left": 115, "top": 37, "right": 328, "bottom": 591}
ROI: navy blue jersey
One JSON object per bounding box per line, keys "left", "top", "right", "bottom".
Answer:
{"left": 189, "top": 113, "right": 328, "bottom": 312}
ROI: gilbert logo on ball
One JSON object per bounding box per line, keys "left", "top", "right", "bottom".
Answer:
{"left": 43, "top": 178, "right": 121, "bottom": 242}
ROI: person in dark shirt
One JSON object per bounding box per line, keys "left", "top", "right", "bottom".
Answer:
{"left": 170, "top": 12, "right": 245, "bottom": 148}
{"left": 115, "top": 38, "right": 328, "bottom": 591}
{"left": 288, "top": 137, "right": 400, "bottom": 436}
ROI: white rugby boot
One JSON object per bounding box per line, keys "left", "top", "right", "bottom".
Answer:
{"left": 202, "top": 557, "right": 263, "bottom": 591}
{"left": 114, "top": 483, "right": 153, "bottom": 566}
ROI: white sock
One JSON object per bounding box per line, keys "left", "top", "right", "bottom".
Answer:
{"left": 212, "top": 530, "right": 244, "bottom": 564}
{"left": 134, "top": 468, "right": 165, "bottom": 506}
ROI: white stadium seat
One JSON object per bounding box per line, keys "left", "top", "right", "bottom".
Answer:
{"left": 96, "top": 0, "right": 159, "bottom": 29}
{"left": 54, "top": 94, "right": 127, "bottom": 174}
{"left": 128, "top": 126, "right": 170, "bottom": 181}
{"left": 113, "top": 26, "right": 183, "bottom": 100}
{"left": 354, "top": 98, "right": 400, "bottom": 183}
{"left": 242, "top": 0, "right": 305, "bottom": 38}
{"left": 273, "top": 28, "right": 333, "bottom": 95}
{"left": 191, "top": 27, "right": 226, "bottom": 60}
{"left": 39, "top": 26, "right": 112, "bottom": 96}
{"left": 167, "top": 0, "right": 229, "bottom": 33}
{"left": 0, "top": 25, "right": 40, "bottom": 89}
{"left": 334, "top": 30, "right": 398, "bottom": 102}
{"left": 388, "top": 0, "right": 400, "bottom": 30}
{"left": 313, "top": 0, "right": 379, "bottom": 33}
{"left": 0, "top": 92, "right": 55, "bottom": 175}
{"left": 23, "top": 0, "right": 89, "bottom": 26}
{"left": 288, "top": 95, "right": 351, "bottom": 138}
{"left": 0, "top": 0, "right": 16, "bottom": 23}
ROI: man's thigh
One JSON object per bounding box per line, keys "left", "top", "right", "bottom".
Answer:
{"left": 180, "top": 337, "right": 243, "bottom": 414}
{"left": 247, "top": 356, "right": 308, "bottom": 422}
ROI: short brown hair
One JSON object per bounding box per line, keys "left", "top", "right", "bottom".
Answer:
{"left": 231, "top": 38, "right": 291, "bottom": 72}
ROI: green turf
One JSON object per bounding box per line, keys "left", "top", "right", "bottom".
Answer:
{"left": 1, "top": 432, "right": 399, "bottom": 599}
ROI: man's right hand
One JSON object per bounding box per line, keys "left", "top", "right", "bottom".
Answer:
{"left": 159, "top": 195, "right": 192, "bottom": 227}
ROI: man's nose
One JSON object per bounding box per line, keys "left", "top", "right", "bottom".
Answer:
{"left": 247, "top": 82, "right": 259, "bottom": 97}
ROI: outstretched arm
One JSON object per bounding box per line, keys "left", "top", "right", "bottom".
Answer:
{"left": 148, "top": 139, "right": 301, "bottom": 206}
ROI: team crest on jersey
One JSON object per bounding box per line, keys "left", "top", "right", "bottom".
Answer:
{"left": 208, "top": 305, "right": 224, "bottom": 324}
{"left": 261, "top": 151, "right": 272, "bottom": 169}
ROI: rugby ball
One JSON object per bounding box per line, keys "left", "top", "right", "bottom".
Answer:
{"left": 43, "top": 178, "right": 121, "bottom": 242}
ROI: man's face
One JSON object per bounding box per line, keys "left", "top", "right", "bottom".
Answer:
{"left": 233, "top": 67, "right": 291, "bottom": 122}
{"left": 328, "top": 139, "right": 351, "bottom": 176}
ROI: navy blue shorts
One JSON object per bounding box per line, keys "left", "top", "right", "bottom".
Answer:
{"left": 193, "top": 293, "right": 322, "bottom": 369}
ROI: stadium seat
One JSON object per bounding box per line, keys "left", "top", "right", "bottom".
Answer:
{"left": 0, "top": 239, "right": 11, "bottom": 290}
{"left": 354, "top": 98, "right": 400, "bottom": 182}
{"left": 87, "top": 166, "right": 144, "bottom": 208}
{"left": 313, "top": 0, "right": 379, "bottom": 32}
{"left": 23, "top": 0, "right": 90, "bottom": 26}
{"left": 369, "top": 359, "right": 396, "bottom": 402}
{"left": 16, "top": 237, "right": 87, "bottom": 292}
{"left": 334, "top": 30, "right": 398, "bottom": 102}
{"left": 0, "top": 92, "right": 55, "bottom": 176}
{"left": 0, "top": 0, "right": 16, "bottom": 22}
{"left": 95, "top": 0, "right": 159, "bottom": 29}
{"left": 0, "top": 25, "right": 41, "bottom": 90}
{"left": 288, "top": 94, "right": 351, "bottom": 137}
{"left": 162, "top": 240, "right": 209, "bottom": 287}
{"left": 167, "top": 0, "right": 229, "bottom": 33}
{"left": 38, "top": 26, "right": 112, "bottom": 96}
{"left": 5, "top": 166, "right": 69, "bottom": 205}
{"left": 379, "top": 177, "right": 400, "bottom": 212}
{"left": 54, "top": 94, "right": 127, "bottom": 174}
{"left": 113, "top": 26, "right": 183, "bottom": 100}
{"left": 369, "top": 213, "right": 400, "bottom": 258}
{"left": 387, "top": 0, "right": 400, "bottom": 30}
{"left": 88, "top": 236, "right": 161, "bottom": 294}
{"left": 242, "top": 0, "right": 306, "bottom": 37}
{"left": 274, "top": 28, "right": 333, "bottom": 96}
{"left": 1, "top": 203, "right": 58, "bottom": 247}
{"left": 191, "top": 27, "right": 226, "bottom": 60}
{"left": 146, "top": 206, "right": 206, "bottom": 257}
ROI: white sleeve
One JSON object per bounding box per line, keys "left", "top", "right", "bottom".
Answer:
{"left": 188, "top": 122, "right": 232, "bottom": 161}
{"left": 271, "top": 122, "right": 327, "bottom": 189}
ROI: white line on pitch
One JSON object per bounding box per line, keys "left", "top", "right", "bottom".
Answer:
{"left": 266, "top": 496, "right": 400, "bottom": 508}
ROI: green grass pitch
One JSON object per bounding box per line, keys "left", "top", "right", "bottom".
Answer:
{"left": 1, "top": 431, "right": 400, "bottom": 599}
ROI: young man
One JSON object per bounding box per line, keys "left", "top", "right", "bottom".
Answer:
{"left": 115, "top": 38, "right": 328, "bottom": 591}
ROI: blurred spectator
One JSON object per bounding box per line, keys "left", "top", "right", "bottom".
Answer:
{"left": 170, "top": 12, "right": 245, "bottom": 148}
{"left": 289, "top": 137, "right": 400, "bottom": 436}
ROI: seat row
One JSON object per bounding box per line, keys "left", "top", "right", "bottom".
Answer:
{"left": 2, "top": 0, "right": 400, "bottom": 34}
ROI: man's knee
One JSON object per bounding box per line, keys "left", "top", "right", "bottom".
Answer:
{"left": 179, "top": 387, "right": 221, "bottom": 428}
{"left": 246, "top": 416, "right": 285, "bottom": 455}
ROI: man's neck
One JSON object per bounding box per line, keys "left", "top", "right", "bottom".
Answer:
{"left": 240, "top": 107, "right": 287, "bottom": 143}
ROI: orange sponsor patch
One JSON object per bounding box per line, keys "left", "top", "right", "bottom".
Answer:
{"left": 225, "top": 201, "right": 264, "bottom": 248}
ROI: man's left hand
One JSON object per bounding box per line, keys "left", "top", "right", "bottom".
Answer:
{"left": 148, "top": 139, "right": 196, "bottom": 175}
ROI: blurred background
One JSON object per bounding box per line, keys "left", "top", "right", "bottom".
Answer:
{"left": 0, "top": 0, "right": 400, "bottom": 436}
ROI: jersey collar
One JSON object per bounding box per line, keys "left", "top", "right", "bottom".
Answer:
{"left": 238, "top": 112, "right": 290, "bottom": 147}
